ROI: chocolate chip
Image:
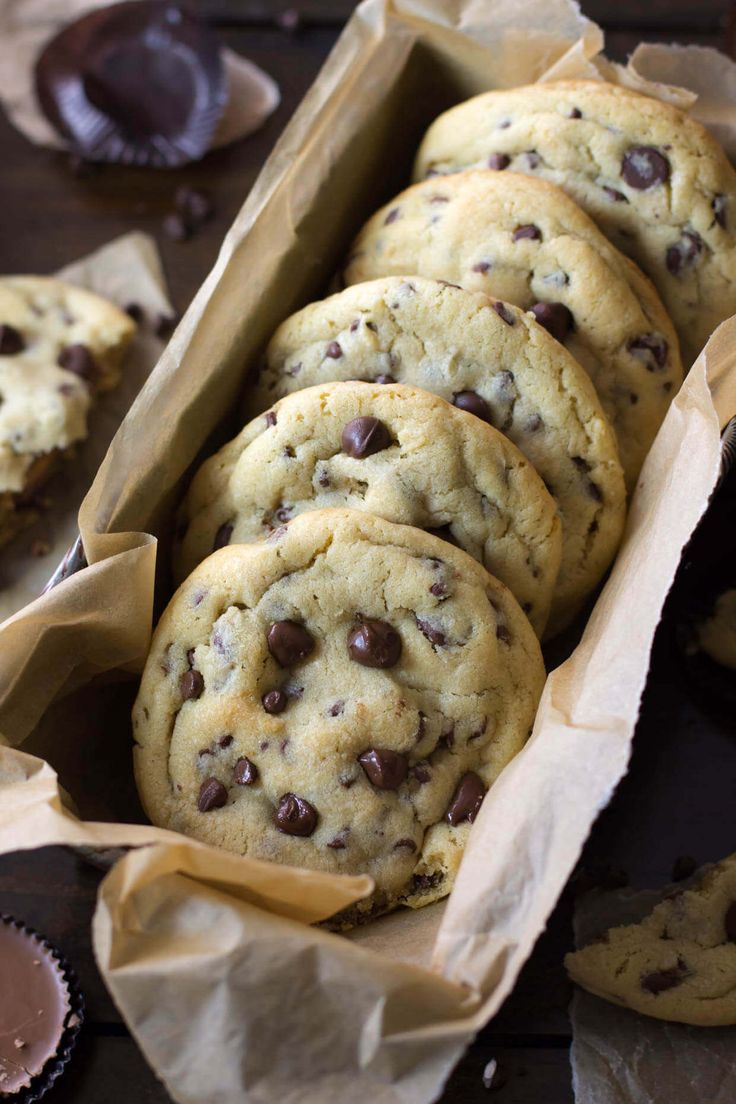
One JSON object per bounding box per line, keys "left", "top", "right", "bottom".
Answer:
{"left": 416, "top": 616, "right": 446, "bottom": 646}
{"left": 58, "top": 343, "right": 98, "bottom": 384}
{"left": 452, "top": 390, "right": 491, "bottom": 422}
{"left": 285, "top": 361, "right": 301, "bottom": 378}
{"left": 267, "top": 621, "right": 314, "bottom": 667}
{"left": 627, "top": 334, "right": 669, "bottom": 370}
{"left": 671, "top": 855, "right": 697, "bottom": 882}
{"left": 446, "top": 772, "right": 486, "bottom": 825}
{"left": 524, "top": 149, "right": 541, "bottom": 169}
{"left": 430, "top": 580, "right": 448, "bottom": 597}
{"left": 233, "top": 757, "right": 258, "bottom": 785}
{"left": 384, "top": 207, "right": 400, "bottom": 224}
{"left": 358, "top": 748, "right": 408, "bottom": 789}
{"left": 531, "top": 302, "right": 574, "bottom": 344}
{"left": 328, "top": 700, "right": 344, "bottom": 716}
{"left": 713, "top": 194, "right": 728, "bottom": 228}
{"left": 327, "top": 830, "right": 349, "bottom": 849}
{"left": 411, "top": 871, "right": 443, "bottom": 893}
{"left": 641, "top": 958, "right": 689, "bottom": 994}
{"left": 622, "top": 146, "right": 670, "bottom": 190}
{"left": 603, "top": 185, "right": 628, "bottom": 204}
{"left": 219, "top": 734, "right": 233, "bottom": 748}
{"left": 274, "top": 793, "right": 318, "bottom": 836}
{"left": 496, "top": 623, "right": 512, "bottom": 644}
{"left": 175, "top": 185, "right": 213, "bottom": 226}
{"left": 198, "top": 777, "right": 227, "bottom": 812}
{"left": 472, "top": 261, "right": 491, "bottom": 275}
{"left": 265, "top": 410, "right": 277, "bottom": 427}
{"left": 413, "top": 763, "right": 431, "bottom": 783}
{"left": 180, "top": 670, "right": 204, "bottom": 700}
{"left": 162, "top": 211, "right": 191, "bottom": 242}
{"left": 666, "top": 230, "right": 703, "bottom": 275}
{"left": 569, "top": 107, "right": 582, "bottom": 119}
{"left": 394, "top": 838, "right": 417, "bottom": 851}
{"left": 283, "top": 446, "right": 295, "bottom": 458}
{"left": 493, "top": 301, "right": 515, "bottom": 326}
{"left": 513, "top": 224, "right": 542, "bottom": 242}
{"left": 325, "top": 341, "right": 342, "bottom": 359}
{"left": 262, "top": 689, "right": 287, "bottom": 714}
{"left": 0, "top": 325, "right": 25, "bottom": 355}
{"left": 374, "top": 373, "right": 394, "bottom": 384}
{"left": 347, "top": 619, "right": 401, "bottom": 667}
{"left": 488, "top": 153, "right": 510, "bottom": 170}
{"left": 213, "top": 522, "right": 233, "bottom": 551}
{"left": 341, "top": 416, "right": 392, "bottom": 459}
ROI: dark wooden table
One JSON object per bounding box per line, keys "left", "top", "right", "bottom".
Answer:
{"left": 1, "top": 2, "right": 734, "bottom": 1101}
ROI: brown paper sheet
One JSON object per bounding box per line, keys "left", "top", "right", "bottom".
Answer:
{"left": 571, "top": 887, "right": 736, "bottom": 1103}
{"left": 0, "top": 232, "right": 171, "bottom": 623}
{"left": 0, "top": 1, "right": 736, "bottom": 1101}
{"left": 0, "top": 0, "right": 279, "bottom": 155}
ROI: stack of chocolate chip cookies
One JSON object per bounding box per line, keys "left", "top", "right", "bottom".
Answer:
{"left": 134, "top": 80, "right": 736, "bottom": 922}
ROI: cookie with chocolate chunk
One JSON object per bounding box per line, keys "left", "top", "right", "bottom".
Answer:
{"left": 134, "top": 509, "right": 545, "bottom": 920}
{"left": 344, "top": 172, "right": 683, "bottom": 491}
{"left": 249, "top": 277, "right": 625, "bottom": 634}
{"left": 413, "top": 80, "right": 736, "bottom": 366}
{"left": 566, "top": 853, "right": 736, "bottom": 1025}
{"left": 0, "top": 276, "right": 135, "bottom": 546}
{"left": 176, "top": 380, "right": 562, "bottom": 636}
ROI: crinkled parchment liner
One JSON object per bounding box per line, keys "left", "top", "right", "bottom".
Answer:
{"left": 1, "top": 2, "right": 736, "bottom": 1102}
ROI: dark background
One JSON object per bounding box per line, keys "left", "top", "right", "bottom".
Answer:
{"left": 1, "top": 2, "right": 735, "bottom": 1101}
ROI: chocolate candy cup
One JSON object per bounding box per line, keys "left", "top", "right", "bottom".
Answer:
{"left": 0, "top": 915, "right": 84, "bottom": 1101}
{"left": 34, "top": 1, "right": 227, "bottom": 168}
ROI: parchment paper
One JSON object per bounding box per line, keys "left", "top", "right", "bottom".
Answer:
{"left": 0, "top": 232, "right": 171, "bottom": 622}
{"left": 571, "top": 886, "right": 736, "bottom": 1104}
{"left": 0, "top": 2, "right": 735, "bottom": 1102}
{"left": 0, "top": 0, "right": 280, "bottom": 157}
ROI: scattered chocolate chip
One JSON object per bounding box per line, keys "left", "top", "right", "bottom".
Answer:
{"left": 328, "top": 700, "right": 344, "bottom": 716}
{"left": 265, "top": 410, "right": 277, "bottom": 427}
{"left": 384, "top": 207, "right": 400, "bottom": 225}
{"left": 358, "top": 748, "right": 408, "bottom": 790}
{"left": 175, "top": 185, "right": 213, "bottom": 226}
{"left": 274, "top": 793, "right": 318, "bottom": 835}
{"left": 267, "top": 620, "right": 315, "bottom": 667}
{"left": 58, "top": 343, "right": 98, "bottom": 384}
{"left": 219, "top": 734, "right": 233, "bottom": 748}
{"left": 472, "top": 260, "right": 491, "bottom": 274}
{"left": 262, "top": 689, "right": 287, "bottom": 714}
{"left": 641, "top": 958, "right": 689, "bottom": 995}
{"left": 162, "top": 212, "right": 191, "bottom": 242}
{"left": 325, "top": 341, "right": 342, "bottom": 359}
{"left": 180, "top": 669, "right": 204, "bottom": 701}
{"left": 493, "top": 301, "right": 515, "bottom": 326}
{"left": 233, "top": 757, "right": 257, "bottom": 786}
{"left": 327, "top": 830, "right": 349, "bottom": 849}
{"left": 416, "top": 616, "right": 446, "bottom": 646}
{"left": 713, "top": 194, "right": 728, "bottom": 229}
{"left": 671, "top": 855, "right": 697, "bottom": 882}
{"left": 627, "top": 333, "right": 669, "bottom": 370}
{"left": 347, "top": 619, "right": 401, "bottom": 667}
{"left": 569, "top": 107, "right": 582, "bottom": 119}
{"left": 341, "top": 416, "right": 392, "bottom": 459}
{"left": 211, "top": 521, "right": 233, "bottom": 552}
{"left": 198, "top": 777, "right": 227, "bottom": 812}
{"left": 446, "top": 772, "right": 486, "bottom": 825}
{"left": 622, "top": 146, "right": 670, "bottom": 190}
{"left": 513, "top": 223, "right": 542, "bottom": 242}
{"left": 394, "top": 838, "right": 417, "bottom": 852}
{"left": 186, "top": 647, "right": 196, "bottom": 668}
{"left": 666, "top": 230, "right": 703, "bottom": 276}
{"left": 452, "top": 390, "right": 491, "bottom": 422}
{"left": 603, "top": 185, "right": 628, "bottom": 203}
{"left": 374, "top": 373, "right": 395, "bottom": 384}
{"left": 487, "top": 153, "right": 510, "bottom": 170}
{"left": 531, "top": 302, "right": 574, "bottom": 344}
{"left": 0, "top": 325, "right": 24, "bottom": 356}
{"left": 283, "top": 445, "right": 295, "bottom": 458}
{"left": 124, "top": 301, "right": 144, "bottom": 323}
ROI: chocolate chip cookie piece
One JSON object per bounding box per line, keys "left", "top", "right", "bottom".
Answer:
{"left": 344, "top": 171, "right": 682, "bottom": 493}
{"left": 175, "top": 380, "right": 562, "bottom": 637}
{"left": 566, "top": 852, "right": 736, "bottom": 1026}
{"left": 134, "top": 508, "right": 546, "bottom": 921}
{"left": 0, "top": 276, "right": 135, "bottom": 546}
{"left": 413, "top": 80, "right": 736, "bottom": 367}
{"left": 249, "top": 277, "right": 625, "bottom": 635}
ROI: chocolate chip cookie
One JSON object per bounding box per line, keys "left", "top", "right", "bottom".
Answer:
{"left": 0, "top": 276, "right": 135, "bottom": 545}
{"left": 176, "top": 380, "right": 562, "bottom": 636}
{"left": 344, "top": 171, "right": 683, "bottom": 491}
{"left": 566, "top": 854, "right": 736, "bottom": 1026}
{"left": 135, "top": 508, "right": 546, "bottom": 920}
{"left": 413, "top": 80, "right": 736, "bottom": 367}
{"left": 249, "top": 277, "right": 625, "bottom": 635}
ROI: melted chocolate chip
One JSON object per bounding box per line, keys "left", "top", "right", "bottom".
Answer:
{"left": 233, "top": 757, "right": 258, "bottom": 785}
{"left": 513, "top": 224, "right": 542, "bottom": 242}
{"left": 213, "top": 521, "right": 233, "bottom": 551}
{"left": 0, "top": 324, "right": 25, "bottom": 355}
{"left": 488, "top": 153, "right": 510, "bottom": 170}
{"left": 262, "top": 689, "right": 287, "bottom": 714}
{"left": 347, "top": 619, "right": 401, "bottom": 667}
{"left": 666, "top": 230, "right": 703, "bottom": 276}
{"left": 569, "top": 107, "right": 582, "bottom": 119}
{"left": 446, "top": 772, "right": 486, "bottom": 825}
{"left": 452, "top": 390, "right": 491, "bottom": 422}
{"left": 325, "top": 341, "right": 342, "bottom": 359}
{"left": 384, "top": 207, "right": 400, "bottom": 225}
{"left": 531, "top": 302, "right": 574, "bottom": 344}
{"left": 198, "top": 777, "right": 227, "bottom": 812}
{"left": 394, "top": 838, "right": 417, "bottom": 851}
{"left": 274, "top": 793, "right": 318, "bottom": 836}
{"left": 58, "top": 343, "right": 98, "bottom": 384}
{"left": 493, "top": 301, "right": 515, "bottom": 326}
{"left": 725, "top": 902, "right": 736, "bottom": 943}
{"left": 627, "top": 334, "right": 669, "bottom": 370}
{"left": 416, "top": 616, "right": 446, "bottom": 646}
{"left": 430, "top": 580, "right": 448, "bottom": 598}
{"left": 265, "top": 410, "right": 277, "bottom": 427}
{"left": 267, "top": 621, "right": 315, "bottom": 667}
{"left": 622, "top": 146, "right": 671, "bottom": 190}
{"left": 472, "top": 261, "right": 491, "bottom": 274}
{"left": 341, "top": 416, "right": 392, "bottom": 459}
{"left": 641, "top": 958, "right": 689, "bottom": 994}
{"left": 713, "top": 194, "right": 728, "bottom": 229}
{"left": 328, "top": 700, "right": 344, "bottom": 716}
{"left": 413, "top": 763, "right": 431, "bottom": 784}
{"left": 180, "top": 670, "right": 204, "bottom": 701}
{"left": 358, "top": 748, "right": 408, "bottom": 790}
{"left": 327, "top": 830, "right": 349, "bottom": 849}
{"left": 219, "top": 734, "right": 233, "bottom": 748}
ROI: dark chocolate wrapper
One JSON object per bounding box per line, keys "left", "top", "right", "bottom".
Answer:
{"left": 34, "top": 1, "right": 227, "bottom": 168}
{"left": 0, "top": 915, "right": 85, "bottom": 1103}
